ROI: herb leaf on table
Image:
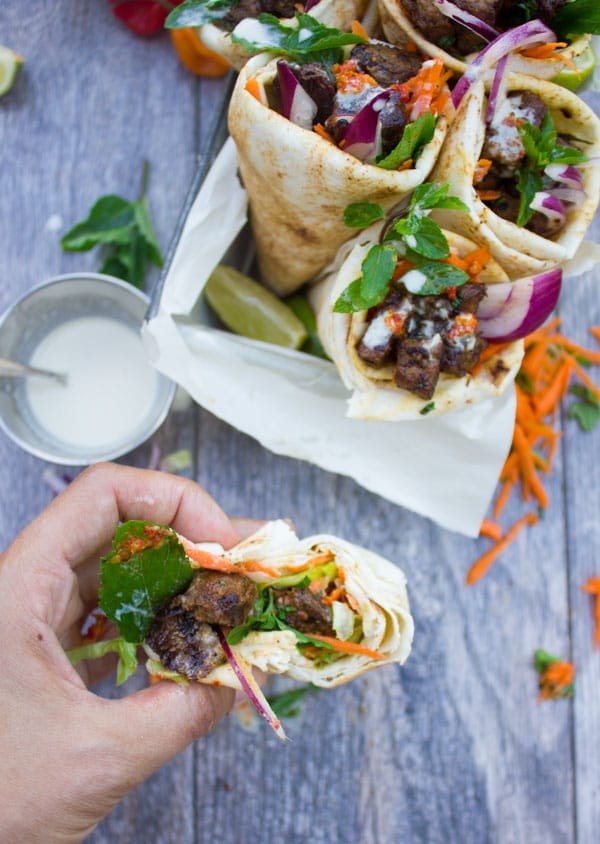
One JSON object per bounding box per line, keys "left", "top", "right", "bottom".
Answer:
{"left": 60, "top": 160, "right": 163, "bottom": 288}
{"left": 165, "top": 0, "right": 238, "bottom": 28}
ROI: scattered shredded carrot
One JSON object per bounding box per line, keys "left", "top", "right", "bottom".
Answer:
{"left": 581, "top": 577, "right": 600, "bottom": 647}
{"left": 351, "top": 19, "right": 370, "bottom": 41}
{"left": 307, "top": 634, "right": 385, "bottom": 660}
{"left": 314, "top": 122, "right": 335, "bottom": 143}
{"left": 170, "top": 28, "right": 230, "bottom": 77}
{"left": 283, "top": 552, "right": 335, "bottom": 573}
{"left": 479, "top": 520, "right": 502, "bottom": 542}
{"left": 473, "top": 158, "right": 492, "bottom": 184}
{"left": 331, "top": 60, "right": 376, "bottom": 95}
{"left": 476, "top": 189, "right": 502, "bottom": 201}
{"left": 397, "top": 157, "right": 414, "bottom": 171}
{"left": 395, "top": 56, "right": 451, "bottom": 120}
{"left": 537, "top": 660, "right": 575, "bottom": 701}
{"left": 181, "top": 540, "right": 280, "bottom": 578}
{"left": 245, "top": 78, "right": 263, "bottom": 103}
{"left": 240, "top": 560, "right": 282, "bottom": 578}
{"left": 466, "top": 513, "right": 538, "bottom": 586}
{"left": 520, "top": 42, "right": 579, "bottom": 74}
{"left": 323, "top": 585, "right": 346, "bottom": 605}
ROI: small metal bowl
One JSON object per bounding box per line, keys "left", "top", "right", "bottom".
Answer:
{"left": 0, "top": 273, "right": 175, "bottom": 465}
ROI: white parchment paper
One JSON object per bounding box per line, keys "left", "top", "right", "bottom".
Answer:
{"left": 144, "top": 138, "right": 518, "bottom": 537}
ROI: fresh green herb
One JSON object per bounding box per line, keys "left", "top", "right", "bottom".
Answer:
{"left": 553, "top": 0, "right": 600, "bottom": 39}
{"left": 227, "top": 587, "right": 335, "bottom": 651}
{"left": 516, "top": 112, "right": 587, "bottom": 226}
{"left": 437, "top": 33, "right": 456, "bottom": 50}
{"left": 567, "top": 383, "right": 600, "bottom": 431}
{"left": 420, "top": 401, "right": 436, "bottom": 415}
{"left": 267, "top": 562, "right": 337, "bottom": 591}
{"left": 231, "top": 13, "right": 364, "bottom": 65}
{"left": 516, "top": 370, "right": 535, "bottom": 394}
{"left": 67, "top": 637, "right": 139, "bottom": 685}
{"left": 267, "top": 684, "right": 319, "bottom": 718}
{"left": 377, "top": 112, "right": 436, "bottom": 170}
{"left": 99, "top": 520, "right": 193, "bottom": 643}
{"left": 335, "top": 183, "right": 469, "bottom": 313}
{"left": 165, "top": 0, "right": 237, "bottom": 28}
{"left": 286, "top": 294, "right": 329, "bottom": 359}
{"left": 343, "top": 201, "right": 386, "bottom": 229}
{"left": 61, "top": 161, "right": 163, "bottom": 288}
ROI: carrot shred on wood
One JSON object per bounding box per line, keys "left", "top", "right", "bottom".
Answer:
{"left": 581, "top": 577, "right": 600, "bottom": 647}
{"left": 479, "top": 519, "right": 502, "bottom": 541}
{"left": 466, "top": 513, "right": 538, "bottom": 586}
{"left": 307, "top": 634, "right": 385, "bottom": 660}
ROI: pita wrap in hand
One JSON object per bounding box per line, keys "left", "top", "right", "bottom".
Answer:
{"left": 200, "top": 0, "right": 370, "bottom": 70}
{"left": 377, "top": 0, "right": 592, "bottom": 80}
{"left": 429, "top": 74, "right": 600, "bottom": 278}
{"left": 228, "top": 52, "right": 450, "bottom": 295}
{"left": 311, "top": 223, "right": 523, "bottom": 420}
{"left": 80, "top": 519, "right": 412, "bottom": 738}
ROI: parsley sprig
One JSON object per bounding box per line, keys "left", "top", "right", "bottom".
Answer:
{"left": 231, "top": 13, "right": 364, "bottom": 65}
{"left": 516, "top": 112, "right": 587, "bottom": 227}
{"left": 377, "top": 112, "right": 436, "bottom": 170}
{"left": 334, "top": 183, "right": 470, "bottom": 314}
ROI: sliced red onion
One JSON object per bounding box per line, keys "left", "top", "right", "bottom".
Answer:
{"left": 341, "top": 90, "right": 390, "bottom": 162}
{"left": 216, "top": 627, "right": 287, "bottom": 741}
{"left": 452, "top": 20, "right": 556, "bottom": 108}
{"left": 485, "top": 53, "right": 508, "bottom": 125}
{"left": 433, "top": 0, "right": 499, "bottom": 43}
{"left": 530, "top": 191, "right": 567, "bottom": 226}
{"left": 304, "top": 0, "right": 320, "bottom": 10}
{"left": 544, "top": 163, "right": 583, "bottom": 189}
{"left": 477, "top": 269, "right": 562, "bottom": 342}
{"left": 277, "top": 60, "right": 317, "bottom": 130}
{"left": 547, "top": 186, "right": 585, "bottom": 206}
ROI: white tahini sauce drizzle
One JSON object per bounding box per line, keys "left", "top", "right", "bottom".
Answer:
{"left": 402, "top": 269, "right": 429, "bottom": 294}
{"left": 25, "top": 316, "right": 160, "bottom": 451}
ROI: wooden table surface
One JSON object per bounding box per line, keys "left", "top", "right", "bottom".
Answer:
{"left": 2, "top": 4, "right": 599, "bottom": 843}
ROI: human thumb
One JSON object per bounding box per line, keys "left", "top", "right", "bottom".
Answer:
{"left": 96, "top": 680, "right": 234, "bottom": 791}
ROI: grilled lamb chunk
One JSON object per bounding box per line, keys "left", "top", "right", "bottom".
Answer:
{"left": 379, "top": 91, "right": 407, "bottom": 156}
{"left": 222, "top": 0, "right": 262, "bottom": 28}
{"left": 537, "top": 0, "right": 566, "bottom": 23}
{"left": 442, "top": 330, "right": 487, "bottom": 376}
{"left": 178, "top": 571, "right": 258, "bottom": 627}
{"left": 401, "top": 0, "right": 455, "bottom": 45}
{"left": 274, "top": 587, "right": 335, "bottom": 636}
{"left": 394, "top": 334, "right": 444, "bottom": 399}
{"left": 483, "top": 93, "right": 547, "bottom": 172}
{"left": 457, "top": 282, "right": 487, "bottom": 313}
{"left": 260, "top": 0, "right": 297, "bottom": 15}
{"left": 291, "top": 63, "right": 336, "bottom": 126}
{"left": 147, "top": 607, "right": 226, "bottom": 680}
{"left": 350, "top": 42, "right": 423, "bottom": 86}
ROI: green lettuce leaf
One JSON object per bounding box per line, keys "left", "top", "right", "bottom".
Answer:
{"left": 67, "top": 637, "right": 138, "bottom": 685}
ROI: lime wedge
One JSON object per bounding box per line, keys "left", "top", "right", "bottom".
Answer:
{"left": 0, "top": 46, "right": 23, "bottom": 98}
{"left": 204, "top": 265, "right": 307, "bottom": 349}
{"left": 552, "top": 44, "right": 596, "bottom": 92}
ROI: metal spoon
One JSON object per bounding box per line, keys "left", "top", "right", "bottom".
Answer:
{"left": 0, "top": 357, "right": 68, "bottom": 385}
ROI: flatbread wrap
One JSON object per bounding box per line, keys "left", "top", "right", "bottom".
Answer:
{"left": 198, "top": 0, "right": 371, "bottom": 70}
{"left": 377, "top": 0, "right": 593, "bottom": 80}
{"left": 311, "top": 213, "right": 524, "bottom": 420}
{"left": 228, "top": 25, "right": 451, "bottom": 294}
{"left": 70, "top": 519, "right": 413, "bottom": 738}
{"left": 428, "top": 73, "right": 600, "bottom": 277}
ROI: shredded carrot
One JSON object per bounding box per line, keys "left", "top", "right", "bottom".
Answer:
{"left": 351, "top": 19, "right": 370, "bottom": 41}
{"left": 476, "top": 189, "right": 502, "bottom": 201}
{"left": 170, "top": 28, "right": 230, "bottom": 77}
{"left": 309, "top": 578, "right": 324, "bottom": 594}
{"left": 479, "top": 519, "right": 503, "bottom": 542}
{"left": 245, "top": 78, "right": 263, "bottom": 103}
{"left": 314, "top": 122, "right": 335, "bottom": 143}
{"left": 581, "top": 577, "right": 600, "bottom": 647}
{"left": 283, "top": 552, "right": 335, "bottom": 573}
{"left": 240, "top": 560, "right": 282, "bottom": 578}
{"left": 538, "top": 660, "right": 575, "bottom": 701}
{"left": 331, "top": 60, "right": 376, "bottom": 95}
{"left": 473, "top": 158, "right": 492, "bottom": 184}
{"left": 566, "top": 356, "right": 600, "bottom": 403}
{"left": 590, "top": 326, "right": 600, "bottom": 342}
{"left": 397, "top": 157, "right": 414, "bottom": 171}
{"left": 466, "top": 513, "right": 538, "bottom": 586}
{"left": 181, "top": 540, "right": 280, "bottom": 578}
{"left": 322, "top": 585, "right": 346, "bottom": 605}
{"left": 307, "top": 634, "right": 385, "bottom": 660}
{"left": 395, "top": 55, "right": 450, "bottom": 120}
{"left": 520, "top": 42, "right": 579, "bottom": 74}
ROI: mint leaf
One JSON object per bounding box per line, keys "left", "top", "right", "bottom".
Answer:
{"left": 405, "top": 260, "right": 469, "bottom": 295}
{"left": 268, "top": 684, "right": 318, "bottom": 718}
{"left": 553, "top": 0, "right": 600, "bottom": 38}
{"left": 165, "top": 0, "right": 237, "bottom": 28}
{"left": 410, "top": 182, "right": 463, "bottom": 213}
{"left": 343, "top": 201, "right": 385, "bottom": 229}
{"left": 419, "top": 401, "right": 436, "bottom": 415}
{"left": 377, "top": 112, "right": 436, "bottom": 170}
{"left": 567, "top": 384, "right": 600, "bottom": 432}
{"left": 406, "top": 215, "right": 450, "bottom": 259}
{"left": 133, "top": 196, "right": 164, "bottom": 268}
{"left": 99, "top": 521, "right": 193, "bottom": 643}
{"left": 517, "top": 169, "right": 543, "bottom": 227}
{"left": 61, "top": 196, "right": 135, "bottom": 251}
{"left": 67, "top": 637, "right": 139, "bottom": 685}
{"left": 231, "top": 13, "right": 363, "bottom": 64}
{"left": 334, "top": 278, "right": 377, "bottom": 313}
{"left": 534, "top": 648, "right": 560, "bottom": 673}
{"left": 360, "top": 243, "right": 397, "bottom": 301}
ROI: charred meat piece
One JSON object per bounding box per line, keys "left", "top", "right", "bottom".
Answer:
{"left": 260, "top": 0, "right": 297, "bottom": 15}
{"left": 323, "top": 114, "right": 352, "bottom": 145}
{"left": 222, "top": 0, "right": 262, "bottom": 28}
{"left": 357, "top": 292, "right": 412, "bottom": 366}
{"left": 274, "top": 587, "right": 335, "bottom": 636}
{"left": 394, "top": 334, "right": 444, "bottom": 399}
{"left": 350, "top": 42, "right": 423, "bottom": 86}
{"left": 178, "top": 571, "right": 258, "bottom": 627}
{"left": 401, "top": 0, "right": 455, "bottom": 46}
{"left": 537, "top": 0, "right": 566, "bottom": 24}
{"left": 291, "top": 63, "right": 336, "bottom": 126}
{"left": 379, "top": 90, "right": 407, "bottom": 156}
{"left": 457, "top": 282, "right": 487, "bottom": 314}
{"left": 442, "top": 320, "right": 487, "bottom": 376}
{"left": 526, "top": 209, "right": 566, "bottom": 238}
{"left": 147, "top": 606, "right": 226, "bottom": 680}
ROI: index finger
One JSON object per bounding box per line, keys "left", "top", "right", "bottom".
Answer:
{"left": 9, "top": 462, "right": 240, "bottom": 572}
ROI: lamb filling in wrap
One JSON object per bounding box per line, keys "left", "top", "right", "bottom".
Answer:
{"left": 68, "top": 519, "right": 413, "bottom": 739}
{"left": 167, "top": 0, "right": 370, "bottom": 70}
{"left": 227, "top": 15, "right": 451, "bottom": 293}
{"left": 378, "top": 0, "right": 593, "bottom": 79}
{"left": 309, "top": 182, "right": 561, "bottom": 419}
{"left": 429, "top": 73, "right": 600, "bottom": 276}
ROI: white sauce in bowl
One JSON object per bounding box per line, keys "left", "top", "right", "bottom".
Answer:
{"left": 25, "top": 316, "right": 159, "bottom": 451}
